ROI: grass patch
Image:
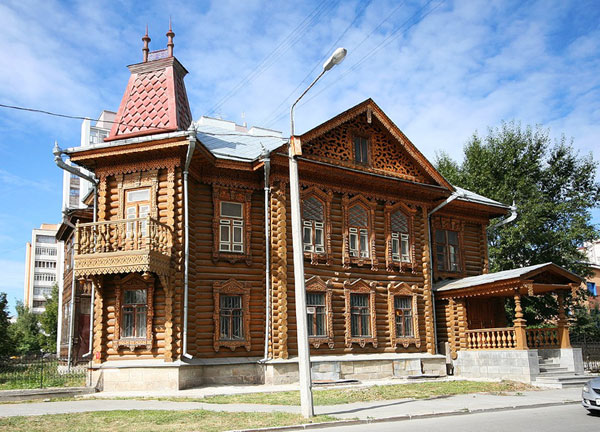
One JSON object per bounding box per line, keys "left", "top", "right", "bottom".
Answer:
{"left": 201, "top": 380, "right": 535, "bottom": 406}
{"left": 0, "top": 409, "right": 336, "bottom": 432}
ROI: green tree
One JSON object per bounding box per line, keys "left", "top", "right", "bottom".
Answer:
{"left": 0, "top": 292, "right": 13, "bottom": 358}
{"left": 39, "top": 284, "right": 59, "bottom": 353}
{"left": 435, "top": 122, "right": 600, "bottom": 324}
{"left": 8, "top": 302, "right": 42, "bottom": 355}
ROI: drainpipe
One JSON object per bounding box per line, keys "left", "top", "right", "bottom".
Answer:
{"left": 260, "top": 151, "right": 272, "bottom": 362}
{"left": 487, "top": 202, "right": 517, "bottom": 231}
{"left": 182, "top": 127, "right": 197, "bottom": 359}
{"left": 427, "top": 191, "right": 464, "bottom": 355}
{"left": 54, "top": 143, "right": 98, "bottom": 367}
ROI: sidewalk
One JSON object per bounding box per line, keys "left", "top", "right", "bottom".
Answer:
{"left": 0, "top": 387, "right": 582, "bottom": 421}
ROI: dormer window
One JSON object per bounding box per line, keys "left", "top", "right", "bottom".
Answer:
{"left": 353, "top": 136, "right": 369, "bottom": 164}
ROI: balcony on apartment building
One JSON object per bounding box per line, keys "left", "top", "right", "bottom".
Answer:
{"left": 73, "top": 217, "right": 172, "bottom": 278}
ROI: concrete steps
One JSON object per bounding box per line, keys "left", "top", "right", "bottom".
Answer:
{"left": 534, "top": 373, "right": 590, "bottom": 388}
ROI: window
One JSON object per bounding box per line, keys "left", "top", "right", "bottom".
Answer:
{"left": 36, "top": 246, "right": 57, "bottom": 256}
{"left": 219, "top": 202, "right": 244, "bottom": 253}
{"left": 343, "top": 279, "right": 378, "bottom": 348}
{"left": 126, "top": 188, "right": 150, "bottom": 237}
{"left": 387, "top": 282, "right": 420, "bottom": 347}
{"left": 343, "top": 195, "right": 377, "bottom": 270}
{"left": 385, "top": 203, "right": 416, "bottom": 272}
{"left": 391, "top": 212, "right": 410, "bottom": 263}
{"left": 114, "top": 273, "right": 154, "bottom": 350}
{"left": 436, "top": 229, "right": 460, "bottom": 272}
{"left": 33, "top": 300, "right": 46, "bottom": 308}
{"left": 35, "top": 260, "right": 56, "bottom": 269}
{"left": 212, "top": 186, "right": 252, "bottom": 265}
{"left": 36, "top": 235, "right": 56, "bottom": 244}
{"left": 353, "top": 136, "right": 369, "bottom": 164}
{"left": 122, "top": 289, "right": 147, "bottom": 338}
{"left": 301, "top": 187, "right": 332, "bottom": 265}
{"left": 350, "top": 294, "right": 371, "bottom": 337}
{"left": 219, "top": 295, "right": 243, "bottom": 340}
{"left": 588, "top": 282, "right": 597, "bottom": 297}
{"left": 213, "top": 279, "right": 251, "bottom": 352}
{"left": 305, "top": 276, "right": 334, "bottom": 349}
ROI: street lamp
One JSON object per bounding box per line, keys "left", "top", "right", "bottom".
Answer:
{"left": 288, "top": 47, "right": 347, "bottom": 418}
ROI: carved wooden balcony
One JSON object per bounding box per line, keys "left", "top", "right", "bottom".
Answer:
{"left": 73, "top": 217, "right": 172, "bottom": 277}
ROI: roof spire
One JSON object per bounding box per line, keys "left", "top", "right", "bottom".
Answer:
{"left": 142, "top": 25, "right": 151, "bottom": 62}
{"left": 166, "top": 18, "right": 175, "bottom": 57}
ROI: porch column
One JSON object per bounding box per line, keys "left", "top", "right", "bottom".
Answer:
{"left": 557, "top": 291, "right": 571, "bottom": 348}
{"left": 513, "top": 292, "right": 527, "bottom": 349}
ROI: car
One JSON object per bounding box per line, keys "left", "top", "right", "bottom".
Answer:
{"left": 582, "top": 377, "right": 600, "bottom": 414}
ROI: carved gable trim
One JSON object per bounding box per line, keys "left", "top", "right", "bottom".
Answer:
{"left": 343, "top": 279, "right": 378, "bottom": 348}
{"left": 342, "top": 194, "right": 378, "bottom": 271}
{"left": 305, "top": 276, "right": 334, "bottom": 349}
{"left": 213, "top": 279, "right": 251, "bottom": 352}
{"left": 387, "top": 282, "right": 421, "bottom": 348}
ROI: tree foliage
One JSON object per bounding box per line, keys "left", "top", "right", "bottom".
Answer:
{"left": 39, "top": 284, "right": 59, "bottom": 353}
{"left": 0, "top": 292, "right": 12, "bottom": 358}
{"left": 9, "top": 302, "right": 42, "bottom": 355}
{"left": 435, "top": 122, "right": 600, "bottom": 324}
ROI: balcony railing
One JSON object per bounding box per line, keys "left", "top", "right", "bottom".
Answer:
{"left": 526, "top": 327, "right": 560, "bottom": 349}
{"left": 466, "top": 327, "right": 517, "bottom": 350}
{"left": 74, "top": 217, "right": 172, "bottom": 277}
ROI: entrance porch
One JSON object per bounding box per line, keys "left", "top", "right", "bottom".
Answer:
{"left": 434, "top": 263, "right": 585, "bottom": 384}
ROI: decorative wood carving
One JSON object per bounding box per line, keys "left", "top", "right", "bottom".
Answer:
{"left": 91, "top": 276, "right": 104, "bottom": 363}
{"left": 305, "top": 276, "right": 334, "bottom": 349}
{"left": 343, "top": 279, "right": 378, "bottom": 348}
{"left": 387, "top": 282, "right": 420, "bottom": 348}
{"left": 481, "top": 223, "right": 489, "bottom": 274}
{"left": 384, "top": 201, "right": 417, "bottom": 272}
{"left": 211, "top": 185, "right": 253, "bottom": 265}
{"left": 113, "top": 272, "right": 155, "bottom": 350}
{"left": 98, "top": 175, "right": 107, "bottom": 221}
{"left": 95, "top": 155, "right": 181, "bottom": 177}
{"left": 301, "top": 186, "right": 333, "bottom": 265}
{"left": 159, "top": 274, "right": 173, "bottom": 362}
{"left": 341, "top": 194, "right": 378, "bottom": 270}
{"left": 212, "top": 279, "right": 251, "bottom": 352}
{"left": 421, "top": 207, "right": 435, "bottom": 353}
{"left": 270, "top": 182, "right": 288, "bottom": 359}
{"left": 431, "top": 215, "right": 466, "bottom": 279}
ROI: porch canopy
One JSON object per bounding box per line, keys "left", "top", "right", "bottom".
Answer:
{"left": 434, "top": 263, "right": 582, "bottom": 354}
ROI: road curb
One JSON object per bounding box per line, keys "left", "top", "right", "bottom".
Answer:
{"left": 230, "top": 399, "right": 581, "bottom": 432}
{"left": 0, "top": 387, "right": 95, "bottom": 402}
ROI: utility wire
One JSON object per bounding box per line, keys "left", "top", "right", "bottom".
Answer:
{"left": 207, "top": 0, "right": 338, "bottom": 116}
{"left": 0, "top": 103, "right": 287, "bottom": 140}
{"left": 261, "top": 0, "right": 373, "bottom": 127}
{"left": 266, "top": 0, "right": 444, "bottom": 129}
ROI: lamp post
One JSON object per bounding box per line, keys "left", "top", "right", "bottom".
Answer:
{"left": 289, "top": 47, "right": 347, "bottom": 418}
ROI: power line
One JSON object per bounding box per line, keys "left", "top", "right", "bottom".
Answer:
{"left": 265, "top": 0, "right": 444, "bottom": 129}
{"left": 0, "top": 103, "right": 287, "bottom": 140}
{"left": 261, "top": 0, "right": 374, "bottom": 127}
{"left": 207, "top": 0, "right": 339, "bottom": 116}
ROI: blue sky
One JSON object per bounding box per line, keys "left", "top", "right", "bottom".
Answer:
{"left": 0, "top": 0, "right": 599, "bottom": 314}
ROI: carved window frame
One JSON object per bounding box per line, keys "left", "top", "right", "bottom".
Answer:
{"left": 212, "top": 185, "right": 253, "bottom": 265}
{"left": 117, "top": 170, "right": 159, "bottom": 220}
{"left": 342, "top": 195, "right": 378, "bottom": 270}
{"left": 301, "top": 186, "right": 333, "bottom": 265}
{"left": 384, "top": 202, "right": 417, "bottom": 272}
{"left": 431, "top": 216, "right": 465, "bottom": 279}
{"left": 114, "top": 273, "right": 154, "bottom": 350}
{"left": 343, "top": 279, "right": 378, "bottom": 348}
{"left": 352, "top": 133, "right": 371, "bottom": 166}
{"left": 213, "top": 279, "right": 251, "bottom": 352}
{"left": 387, "top": 282, "right": 421, "bottom": 348}
{"left": 305, "top": 276, "right": 334, "bottom": 349}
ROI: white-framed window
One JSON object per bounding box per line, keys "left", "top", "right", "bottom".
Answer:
{"left": 348, "top": 204, "right": 369, "bottom": 258}
{"left": 219, "top": 201, "right": 244, "bottom": 253}
{"left": 126, "top": 188, "right": 150, "bottom": 237}
{"left": 302, "top": 196, "right": 325, "bottom": 254}
{"left": 390, "top": 210, "right": 410, "bottom": 263}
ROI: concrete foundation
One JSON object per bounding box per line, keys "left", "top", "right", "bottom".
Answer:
{"left": 90, "top": 353, "right": 447, "bottom": 391}
{"left": 453, "top": 350, "right": 540, "bottom": 383}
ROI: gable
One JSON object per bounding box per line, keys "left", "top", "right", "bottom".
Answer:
{"left": 300, "top": 99, "right": 452, "bottom": 189}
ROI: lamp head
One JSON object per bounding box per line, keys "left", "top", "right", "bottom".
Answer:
{"left": 323, "top": 47, "right": 347, "bottom": 71}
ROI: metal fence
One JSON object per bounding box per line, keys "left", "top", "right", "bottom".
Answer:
{"left": 0, "top": 355, "right": 87, "bottom": 390}
{"left": 571, "top": 337, "right": 600, "bottom": 373}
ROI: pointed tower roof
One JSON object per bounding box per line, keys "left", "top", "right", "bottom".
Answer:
{"left": 105, "top": 25, "right": 192, "bottom": 142}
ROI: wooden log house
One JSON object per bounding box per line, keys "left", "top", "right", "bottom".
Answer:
{"left": 56, "top": 32, "right": 583, "bottom": 391}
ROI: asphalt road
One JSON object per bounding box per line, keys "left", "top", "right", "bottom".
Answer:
{"left": 319, "top": 404, "right": 599, "bottom": 431}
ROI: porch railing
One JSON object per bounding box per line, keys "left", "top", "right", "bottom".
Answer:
{"left": 75, "top": 217, "right": 172, "bottom": 256}
{"left": 526, "top": 327, "right": 560, "bottom": 349}
{"left": 465, "top": 327, "right": 517, "bottom": 349}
